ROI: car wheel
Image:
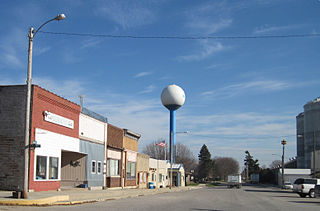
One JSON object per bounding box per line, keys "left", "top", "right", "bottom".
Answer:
{"left": 309, "top": 189, "right": 315, "bottom": 198}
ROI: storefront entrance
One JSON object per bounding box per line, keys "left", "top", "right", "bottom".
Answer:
{"left": 61, "top": 150, "right": 87, "bottom": 188}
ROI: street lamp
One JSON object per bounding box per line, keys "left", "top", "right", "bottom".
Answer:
{"left": 281, "top": 139, "right": 287, "bottom": 188}
{"left": 23, "top": 14, "right": 66, "bottom": 198}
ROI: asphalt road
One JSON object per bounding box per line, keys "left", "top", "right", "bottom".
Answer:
{"left": 1, "top": 185, "right": 320, "bottom": 211}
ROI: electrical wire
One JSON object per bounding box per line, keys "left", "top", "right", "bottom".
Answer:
{"left": 38, "top": 31, "right": 320, "bottom": 40}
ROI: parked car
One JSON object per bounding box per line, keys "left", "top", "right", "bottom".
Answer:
{"left": 293, "top": 178, "right": 320, "bottom": 198}
{"left": 283, "top": 181, "right": 293, "bottom": 190}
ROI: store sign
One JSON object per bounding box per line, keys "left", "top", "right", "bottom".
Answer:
{"left": 43, "top": 111, "right": 74, "bottom": 129}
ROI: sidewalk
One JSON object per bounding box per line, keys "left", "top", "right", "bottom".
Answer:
{"left": 0, "top": 185, "right": 203, "bottom": 206}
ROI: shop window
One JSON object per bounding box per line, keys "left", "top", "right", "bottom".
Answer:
{"left": 49, "top": 157, "right": 59, "bottom": 179}
{"left": 107, "top": 159, "right": 120, "bottom": 176}
{"left": 36, "top": 156, "right": 47, "bottom": 180}
{"left": 152, "top": 173, "right": 154, "bottom": 181}
{"left": 97, "top": 161, "right": 102, "bottom": 174}
{"left": 126, "top": 162, "right": 136, "bottom": 180}
{"left": 159, "top": 174, "right": 163, "bottom": 182}
{"left": 91, "top": 160, "right": 96, "bottom": 174}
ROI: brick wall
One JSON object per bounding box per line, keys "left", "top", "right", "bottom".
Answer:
{"left": 106, "top": 177, "right": 121, "bottom": 188}
{"left": 123, "top": 136, "right": 138, "bottom": 152}
{"left": 0, "top": 86, "right": 26, "bottom": 191}
{"left": 107, "top": 124, "right": 123, "bottom": 149}
{"left": 29, "top": 85, "right": 81, "bottom": 191}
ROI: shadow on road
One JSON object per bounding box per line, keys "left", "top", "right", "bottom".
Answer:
{"left": 244, "top": 189, "right": 286, "bottom": 194}
{"left": 289, "top": 201, "right": 320, "bottom": 205}
{"left": 272, "top": 195, "right": 300, "bottom": 198}
{"left": 191, "top": 209, "right": 224, "bottom": 211}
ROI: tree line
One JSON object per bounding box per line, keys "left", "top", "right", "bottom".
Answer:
{"left": 142, "top": 142, "right": 240, "bottom": 182}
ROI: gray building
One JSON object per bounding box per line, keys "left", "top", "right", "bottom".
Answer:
{"left": 296, "top": 97, "right": 320, "bottom": 172}
{"left": 79, "top": 108, "right": 108, "bottom": 188}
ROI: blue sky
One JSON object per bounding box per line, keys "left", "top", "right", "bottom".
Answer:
{"left": 1, "top": 0, "right": 320, "bottom": 168}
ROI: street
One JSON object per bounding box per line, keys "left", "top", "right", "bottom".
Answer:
{"left": 1, "top": 185, "right": 320, "bottom": 211}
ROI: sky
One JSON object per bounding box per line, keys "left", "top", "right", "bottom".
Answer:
{"left": 1, "top": 0, "right": 320, "bottom": 169}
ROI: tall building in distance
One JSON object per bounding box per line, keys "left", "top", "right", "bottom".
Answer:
{"left": 296, "top": 97, "right": 320, "bottom": 173}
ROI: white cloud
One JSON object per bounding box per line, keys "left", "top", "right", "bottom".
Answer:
{"left": 134, "top": 71, "right": 152, "bottom": 78}
{"left": 96, "top": 1, "right": 156, "bottom": 29}
{"left": 0, "top": 27, "right": 26, "bottom": 69}
{"left": 253, "top": 24, "right": 305, "bottom": 34}
{"left": 186, "top": 18, "right": 232, "bottom": 35}
{"left": 184, "top": 2, "right": 233, "bottom": 34}
{"left": 80, "top": 39, "right": 102, "bottom": 49}
{"left": 32, "top": 77, "right": 86, "bottom": 103}
{"left": 139, "top": 85, "right": 155, "bottom": 94}
{"left": 201, "top": 80, "right": 292, "bottom": 99}
{"left": 177, "top": 40, "right": 226, "bottom": 62}
{"left": 34, "top": 46, "right": 51, "bottom": 56}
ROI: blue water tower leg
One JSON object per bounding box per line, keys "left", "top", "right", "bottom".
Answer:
{"left": 170, "top": 110, "right": 176, "bottom": 163}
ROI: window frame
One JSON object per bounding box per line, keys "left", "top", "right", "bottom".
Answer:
{"left": 91, "top": 160, "right": 97, "bottom": 174}
{"left": 126, "top": 161, "right": 136, "bottom": 180}
{"left": 49, "top": 157, "right": 59, "bottom": 180}
{"left": 36, "top": 155, "right": 47, "bottom": 180}
{"left": 97, "top": 161, "right": 102, "bottom": 174}
{"left": 107, "top": 159, "right": 120, "bottom": 177}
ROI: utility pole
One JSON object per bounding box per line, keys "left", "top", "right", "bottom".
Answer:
{"left": 313, "top": 131, "right": 316, "bottom": 175}
{"left": 246, "top": 161, "right": 249, "bottom": 181}
{"left": 281, "top": 139, "right": 287, "bottom": 188}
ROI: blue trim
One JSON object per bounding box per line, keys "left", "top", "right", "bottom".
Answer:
{"left": 81, "top": 107, "right": 108, "bottom": 123}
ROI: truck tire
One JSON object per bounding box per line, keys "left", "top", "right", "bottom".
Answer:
{"left": 309, "top": 189, "right": 315, "bottom": 198}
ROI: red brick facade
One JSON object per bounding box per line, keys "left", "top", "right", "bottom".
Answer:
{"left": 29, "top": 85, "right": 81, "bottom": 191}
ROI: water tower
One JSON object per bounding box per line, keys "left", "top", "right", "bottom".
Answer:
{"left": 161, "top": 84, "right": 185, "bottom": 163}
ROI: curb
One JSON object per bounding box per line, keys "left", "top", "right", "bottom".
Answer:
{"left": 0, "top": 195, "right": 69, "bottom": 206}
{"left": 0, "top": 186, "right": 202, "bottom": 206}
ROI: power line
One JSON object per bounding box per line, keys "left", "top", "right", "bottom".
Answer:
{"left": 39, "top": 31, "right": 320, "bottom": 40}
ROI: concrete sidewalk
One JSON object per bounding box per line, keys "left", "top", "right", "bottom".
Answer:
{"left": 0, "top": 185, "right": 203, "bottom": 206}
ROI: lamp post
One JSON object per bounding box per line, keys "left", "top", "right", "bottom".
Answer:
{"left": 161, "top": 85, "right": 185, "bottom": 189}
{"left": 281, "top": 139, "right": 287, "bottom": 188}
{"left": 23, "top": 14, "right": 66, "bottom": 198}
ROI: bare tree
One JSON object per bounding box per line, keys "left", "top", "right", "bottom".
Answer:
{"left": 175, "top": 143, "right": 197, "bottom": 172}
{"left": 213, "top": 157, "right": 239, "bottom": 181}
{"left": 142, "top": 141, "right": 197, "bottom": 172}
{"left": 269, "top": 160, "right": 282, "bottom": 169}
{"left": 142, "top": 139, "right": 167, "bottom": 160}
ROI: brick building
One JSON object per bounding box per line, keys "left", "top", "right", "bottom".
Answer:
{"left": 0, "top": 85, "right": 82, "bottom": 192}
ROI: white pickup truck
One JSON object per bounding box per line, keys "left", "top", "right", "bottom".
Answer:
{"left": 293, "top": 178, "right": 320, "bottom": 198}
{"left": 227, "top": 174, "right": 242, "bottom": 188}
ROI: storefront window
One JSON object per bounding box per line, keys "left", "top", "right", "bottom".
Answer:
{"left": 49, "top": 157, "right": 59, "bottom": 179}
{"left": 126, "top": 162, "right": 136, "bottom": 180}
{"left": 36, "top": 156, "right": 47, "bottom": 180}
{"left": 107, "top": 159, "right": 119, "bottom": 176}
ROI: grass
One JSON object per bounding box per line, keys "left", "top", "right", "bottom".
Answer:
{"left": 186, "top": 183, "right": 200, "bottom": 186}
{"left": 206, "top": 182, "right": 222, "bottom": 187}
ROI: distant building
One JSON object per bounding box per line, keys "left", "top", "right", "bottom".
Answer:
{"left": 296, "top": 97, "right": 320, "bottom": 173}
{"left": 136, "top": 153, "right": 149, "bottom": 188}
{"left": 277, "top": 169, "right": 311, "bottom": 187}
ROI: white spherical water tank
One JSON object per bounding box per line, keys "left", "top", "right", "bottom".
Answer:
{"left": 161, "top": 84, "right": 185, "bottom": 110}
